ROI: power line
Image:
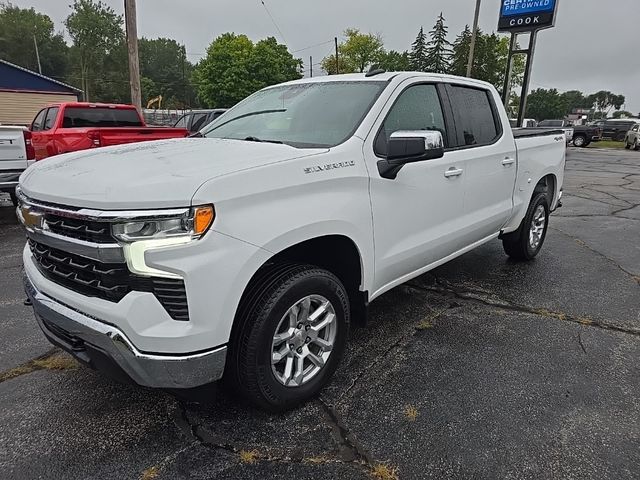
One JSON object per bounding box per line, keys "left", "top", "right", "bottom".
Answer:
{"left": 291, "top": 39, "right": 333, "bottom": 53}
{"left": 259, "top": 0, "right": 287, "bottom": 46}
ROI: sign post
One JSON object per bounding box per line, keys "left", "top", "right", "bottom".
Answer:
{"left": 498, "top": 0, "right": 560, "bottom": 126}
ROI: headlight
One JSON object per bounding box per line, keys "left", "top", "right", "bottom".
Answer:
{"left": 113, "top": 205, "right": 214, "bottom": 279}
{"left": 112, "top": 205, "right": 214, "bottom": 242}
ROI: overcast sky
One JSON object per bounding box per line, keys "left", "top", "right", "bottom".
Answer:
{"left": 14, "top": 0, "right": 640, "bottom": 114}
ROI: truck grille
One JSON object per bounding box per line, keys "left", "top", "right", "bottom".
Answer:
{"left": 44, "top": 214, "right": 114, "bottom": 244}
{"left": 29, "top": 240, "right": 189, "bottom": 321}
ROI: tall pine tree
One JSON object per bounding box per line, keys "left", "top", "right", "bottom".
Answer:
{"left": 409, "top": 27, "right": 428, "bottom": 72}
{"left": 425, "top": 13, "right": 451, "bottom": 74}
{"left": 450, "top": 24, "right": 472, "bottom": 77}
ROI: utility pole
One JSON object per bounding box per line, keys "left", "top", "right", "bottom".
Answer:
{"left": 334, "top": 37, "right": 339, "bottom": 74}
{"left": 33, "top": 35, "right": 42, "bottom": 74}
{"left": 466, "top": 0, "right": 481, "bottom": 77}
{"left": 310, "top": 56, "right": 313, "bottom": 77}
{"left": 124, "top": 0, "right": 142, "bottom": 111}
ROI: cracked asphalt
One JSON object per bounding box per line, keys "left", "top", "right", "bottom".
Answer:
{"left": 1, "top": 148, "right": 638, "bottom": 479}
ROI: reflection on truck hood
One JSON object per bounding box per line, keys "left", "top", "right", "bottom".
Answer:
{"left": 19, "top": 138, "right": 327, "bottom": 209}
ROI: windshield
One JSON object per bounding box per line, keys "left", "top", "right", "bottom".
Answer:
{"left": 203, "top": 81, "right": 387, "bottom": 148}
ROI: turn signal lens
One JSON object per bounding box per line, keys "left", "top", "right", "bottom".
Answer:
{"left": 193, "top": 205, "right": 214, "bottom": 235}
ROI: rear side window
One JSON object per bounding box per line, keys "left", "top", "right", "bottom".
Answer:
{"left": 375, "top": 84, "right": 447, "bottom": 156}
{"left": 43, "top": 107, "right": 59, "bottom": 130}
{"left": 62, "top": 107, "right": 143, "bottom": 128}
{"left": 31, "top": 109, "right": 47, "bottom": 131}
{"left": 174, "top": 114, "right": 188, "bottom": 128}
{"left": 448, "top": 86, "right": 500, "bottom": 147}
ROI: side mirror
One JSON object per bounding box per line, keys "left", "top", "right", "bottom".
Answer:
{"left": 377, "top": 130, "right": 444, "bottom": 179}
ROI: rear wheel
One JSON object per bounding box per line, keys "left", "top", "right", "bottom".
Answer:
{"left": 502, "top": 192, "right": 549, "bottom": 261}
{"left": 226, "top": 263, "right": 349, "bottom": 411}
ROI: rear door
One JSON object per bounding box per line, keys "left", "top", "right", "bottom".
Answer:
{"left": 445, "top": 83, "right": 517, "bottom": 241}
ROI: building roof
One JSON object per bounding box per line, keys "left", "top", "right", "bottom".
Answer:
{"left": 0, "top": 59, "right": 82, "bottom": 94}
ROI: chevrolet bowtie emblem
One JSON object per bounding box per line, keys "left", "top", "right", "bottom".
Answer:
{"left": 20, "top": 206, "right": 44, "bottom": 229}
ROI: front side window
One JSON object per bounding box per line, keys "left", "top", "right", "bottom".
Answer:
{"left": 204, "top": 81, "right": 387, "bottom": 148}
{"left": 43, "top": 107, "right": 59, "bottom": 130}
{"left": 374, "top": 84, "right": 447, "bottom": 156}
{"left": 448, "top": 86, "right": 500, "bottom": 147}
{"left": 191, "top": 113, "right": 208, "bottom": 132}
{"left": 31, "top": 109, "right": 47, "bottom": 131}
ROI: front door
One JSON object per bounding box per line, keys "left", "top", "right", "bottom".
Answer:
{"left": 364, "top": 81, "right": 467, "bottom": 295}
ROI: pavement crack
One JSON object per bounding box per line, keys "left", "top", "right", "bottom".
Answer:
{"left": 0, "top": 348, "right": 77, "bottom": 383}
{"left": 317, "top": 399, "right": 373, "bottom": 465}
{"left": 578, "top": 333, "right": 587, "bottom": 355}
{"left": 406, "top": 280, "right": 640, "bottom": 338}
{"left": 550, "top": 226, "right": 639, "bottom": 282}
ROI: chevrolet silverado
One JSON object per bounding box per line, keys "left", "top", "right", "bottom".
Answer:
{"left": 18, "top": 72, "right": 566, "bottom": 411}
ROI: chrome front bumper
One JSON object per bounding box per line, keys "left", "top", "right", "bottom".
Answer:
{"left": 24, "top": 274, "right": 227, "bottom": 389}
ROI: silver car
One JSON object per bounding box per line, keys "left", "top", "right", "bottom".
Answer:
{"left": 624, "top": 123, "right": 640, "bottom": 150}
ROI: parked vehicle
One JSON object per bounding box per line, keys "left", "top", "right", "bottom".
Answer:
{"left": 624, "top": 123, "right": 640, "bottom": 150}
{"left": 509, "top": 118, "right": 537, "bottom": 128}
{"left": 592, "top": 119, "right": 640, "bottom": 141}
{"left": 18, "top": 72, "right": 566, "bottom": 411}
{"left": 571, "top": 124, "right": 602, "bottom": 147}
{"left": 0, "top": 126, "right": 34, "bottom": 206}
{"left": 29, "top": 102, "right": 189, "bottom": 160}
{"left": 537, "top": 119, "right": 574, "bottom": 145}
{"left": 174, "top": 109, "right": 227, "bottom": 133}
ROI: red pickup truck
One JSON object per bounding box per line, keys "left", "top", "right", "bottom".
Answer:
{"left": 29, "top": 102, "right": 189, "bottom": 160}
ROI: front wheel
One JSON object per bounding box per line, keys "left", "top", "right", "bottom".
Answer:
{"left": 634, "top": 139, "right": 639, "bottom": 151}
{"left": 502, "top": 192, "right": 550, "bottom": 261}
{"left": 226, "top": 263, "right": 349, "bottom": 411}
{"left": 573, "top": 135, "right": 587, "bottom": 148}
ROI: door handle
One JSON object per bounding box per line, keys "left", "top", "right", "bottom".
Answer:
{"left": 502, "top": 157, "right": 515, "bottom": 166}
{"left": 444, "top": 167, "right": 464, "bottom": 178}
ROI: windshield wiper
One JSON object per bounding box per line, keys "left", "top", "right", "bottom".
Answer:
{"left": 242, "top": 136, "right": 283, "bottom": 144}
{"left": 206, "top": 109, "right": 287, "bottom": 132}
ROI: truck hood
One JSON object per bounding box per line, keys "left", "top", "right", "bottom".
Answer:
{"left": 19, "top": 138, "right": 327, "bottom": 209}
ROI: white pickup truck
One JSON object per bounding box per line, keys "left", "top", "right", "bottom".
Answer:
{"left": 18, "top": 72, "right": 566, "bottom": 410}
{"left": 1, "top": 126, "right": 34, "bottom": 205}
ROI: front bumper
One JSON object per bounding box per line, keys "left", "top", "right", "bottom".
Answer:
{"left": 24, "top": 273, "right": 227, "bottom": 389}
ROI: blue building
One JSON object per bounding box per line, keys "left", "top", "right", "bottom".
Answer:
{"left": 0, "top": 59, "right": 81, "bottom": 125}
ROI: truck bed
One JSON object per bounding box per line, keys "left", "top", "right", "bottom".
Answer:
{"left": 512, "top": 128, "right": 565, "bottom": 138}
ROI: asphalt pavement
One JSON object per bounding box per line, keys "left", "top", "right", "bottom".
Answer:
{"left": 0, "top": 148, "right": 638, "bottom": 480}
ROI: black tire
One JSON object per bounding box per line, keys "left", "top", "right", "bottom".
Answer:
{"left": 9, "top": 191, "right": 18, "bottom": 207}
{"left": 225, "top": 263, "right": 349, "bottom": 411}
{"left": 625, "top": 140, "right": 631, "bottom": 149}
{"left": 634, "top": 140, "right": 639, "bottom": 151}
{"left": 502, "top": 192, "right": 550, "bottom": 261}
{"left": 573, "top": 134, "right": 587, "bottom": 148}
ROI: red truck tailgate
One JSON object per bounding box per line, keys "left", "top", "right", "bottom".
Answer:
{"left": 95, "top": 127, "right": 189, "bottom": 147}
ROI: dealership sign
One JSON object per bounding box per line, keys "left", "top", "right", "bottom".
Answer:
{"left": 498, "top": 0, "right": 559, "bottom": 32}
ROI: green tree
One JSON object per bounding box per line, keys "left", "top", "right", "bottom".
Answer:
{"left": 587, "top": 91, "right": 625, "bottom": 118}
{"left": 449, "top": 25, "right": 471, "bottom": 76}
{"left": 194, "top": 33, "right": 301, "bottom": 108}
{"left": 377, "top": 50, "right": 410, "bottom": 71}
{"left": 612, "top": 110, "right": 635, "bottom": 119}
{"left": 409, "top": 27, "right": 428, "bottom": 72}
{"left": 0, "top": 2, "right": 70, "bottom": 79}
{"left": 321, "top": 29, "right": 384, "bottom": 74}
{"left": 559, "top": 90, "right": 591, "bottom": 116}
{"left": 65, "top": 0, "right": 124, "bottom": 101}
{"left": 139, "top": 37, "right": 195, "bottom": 107}
{"left": 425, "top": 13, "right": 451, "bottom": 74}
{"left": 525, "top": 88, "right": 566, "bottom": 121}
